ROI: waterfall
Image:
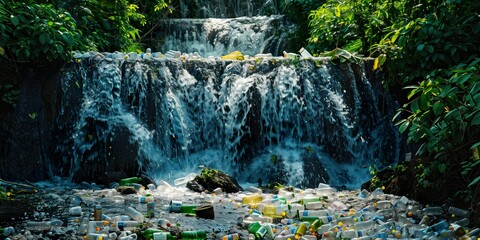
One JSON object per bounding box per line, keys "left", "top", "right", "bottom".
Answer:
{"left": 54, "top": 57, "right": 400, "bottom": 188}
{"left": 155, "top": 0, "right": 295, "bottom": 56}
{"left": 155, "top": 16, "right": 295, "bottom": 57}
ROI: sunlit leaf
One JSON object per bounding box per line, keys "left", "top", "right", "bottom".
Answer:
{"left": 335, "top": 5, "right": 341, "bottom": 17}
{"left": 373, "top": 57, "right": 379, "bottom": 70}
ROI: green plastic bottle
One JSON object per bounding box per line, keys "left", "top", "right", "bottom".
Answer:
{"left": 247, "top": 222, "right": 261, "bottom": 234}
{"left": 119, "top": 177, "right": 142, "bottom": 186}
{"left": 143, "top": 228, "right": 163, "bottom": 240}
{"left": 180, "top": 230, "right": 206, "bottom": 239}
{"left": 153, "top": 232, "right": 177, "bottom": 240}
{"left": 180, "top": 205, "right": 197, "bottom": 214}
{"left": 310, "top": 219, "right": 324, "bottom": 233}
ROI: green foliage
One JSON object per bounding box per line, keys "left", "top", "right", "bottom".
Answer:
{"left": 1, "top": 1, "right": 85, "bottom": 63}
{"left": 308, "top": 0, "right": 398, "bottom": 54}
{"left": 395, "top": 58, "right": 480, "bottom": 188}
{"left": 0, "top": 84, "right": 20, "bottom": 107}
{"left": 374, "top": 0, "right": 480, "bottom": 86}
{"left": 0, "top": 0, "right": 171, "bottom": 63}
{"left": 321, "top": 47, "right": 363, "bottom": 64}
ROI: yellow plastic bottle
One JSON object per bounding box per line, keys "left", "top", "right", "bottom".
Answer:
{"left": 221, "top": 51, "right": 244, "bottom": 61}
{"left": 242, "top": 195, "right": 263, "bottom": 204}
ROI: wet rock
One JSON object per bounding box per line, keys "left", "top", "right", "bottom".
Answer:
{"left": 116, "top": 186, "right": 137, "bottom": 195}
{"left": 187, "top": 168, "right": 243, "bottom": 193}
{"left": 186, "top": 181, "right": 205, "bottom": 192}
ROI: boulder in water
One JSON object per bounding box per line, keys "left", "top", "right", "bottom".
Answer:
{"left": 187, "top": 168, "right": 243, "bottom": 193}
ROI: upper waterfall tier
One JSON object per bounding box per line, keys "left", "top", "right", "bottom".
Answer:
{"left": 175, "top": 0, "right": 280, "bottom": 18}
{"left": 155, "top": 16, "right": 296, "bottom": 57}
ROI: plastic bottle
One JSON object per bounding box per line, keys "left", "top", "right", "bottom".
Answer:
{"left": 1, "top": 227, "right": 14, "bottom": 236}
{"left": 254, "top": 53, "right": 273, "bottom": 58}
{"left": 147, "top": 202, "right": 155, "bottom": 218}
{"left": 164, "top": 50, "right": 181, "bottom": 59}
{"left": 299, "top": 210, "right": 329, "bottom": 217}
{"left": 125, "top": 206, "right": 145, "bottom": 222}
{"left": 180, "top": 205, "right": 197, "bottom": 214}
{"left": 448, "top": 206, "right": 470, "bottom": 218}
{"left": 375, "top": 200, "right": 392, "bottom": 210}
{"left": 153, "top": 232, "right": 177, "bottom": 240}
{"left": 26, "top": 219, "right": 63, "bottom": 231}
{"left": 68, "top": 206, "right": 82, "bottom": 216}
{"left": 142, "top": 228, "right": 163, "bottom": 240}
{"left": 173, "top": 173, "right": 197, "bottom": 186}
{"left": 305, "top": 201, "right": 323, "bottom": 210}
{"left": 180, "top": 230, "right": 207, "bottom": 239}
{"left": 139, "top": 196, "right": 155, "bottom": 203}
{"left": 116, "top": 221, "right": 139, "bottom": 231}
{"left": 158, "top": 219, "right": 171, "bottom": 229}
{"left": 220, "top": 51, "right": 244, "bottom": 61}
{"left": 222, "top": 233, "right": 239, "bottom": 240}
{"left": 86, "top": 233, "right": 108, "bottom": 240}
{"left": 354, "top": 220, "right": 376, "bottom": 230}
{"left": 299, "top": 47, "right": 313, "bottom": 58}
{"left": 295, "top": 222, "right": 307, "bottom": 239}
{"left": 274, "top": 234, "right": 295, "bottom": 240}
{"left": 119, "top": 177, "right": 142, "bottom": 186}
{"left": 78, "top": 217, "right": 89, "bottom": 234}
{"left": 454, "top": 217, "right": 470, "bottom": 227}
{"left": 422, "top": 206, "right": 443, "bottom": 216}
{"left": 242, "top": 195, "right": 263, "bottom": 204}
{"left": 248, "top": 222, "right": 261, "bottom": 234}
{"left": 88, "top": 221, "right": 110, "bottom": 233}
{"left": 283, "top": 51, "right": 298, "bottom": 60}
{"left": 358, "top": 189, "right": 370, "bottom": 198}
{"left": 94, "top": 205, "right": 103, "bottom": 221}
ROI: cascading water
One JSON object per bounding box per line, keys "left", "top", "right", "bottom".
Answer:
{"left": 156, "top": 16, "right": 295, "bottom": 57}
{"left": 55, "top": 57, "right": 400, "bottom": 188}
{"left": 155, "top": 0, "right": 295, "bottom": 56}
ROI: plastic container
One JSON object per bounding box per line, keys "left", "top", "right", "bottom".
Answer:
{"left": 153, "top": 232, "right": 177, "bottom": 240}
{"left": 180, "top": 205, "right": 197, "bottom": 214}
{"left": 147, "top": 202, "right": 155, "bottom": 218}
{"left": 220, "top": 51, "right": 244, "bottom": 61}
{"left": 283, "top": 51, "right": 298, "bottom": 60}
{"left": 305, "top": 201, "right": 323, "bottom": 210}
{"left": 87, "top": 220, "right": 110, "bottom": 233}
{"left": 119, "top": 177, "right": 141, "bottom": 186}
{"left": 222, "top": 233, "right": 239, "bottom": 240}
{"left": 94, "top": 205, "right": 103, "bottom": 221}
{"left": 375, "top": 200, "right": 392, "bottom": 210}
{"left": 242, "top": 195, "right": 263, "bottom": 204}
{"left": 116, "top": 221, "right": 139, "bottom": 231}
{"left": 295, "top": 222, "right": 307, "bottom": 238}
{"left": 173, "top": 173, "right": 197, "bottom": 186}
{"left": 181, "top": 230, "right": 207, "bottom": 239}
{"left": 254, "top": 226, "right": 268, "bottom": 240}
{"left": 86, "top": 233, "right": 108, "bottom": 240}
{"left": 299, "top": 209, "right": 330, "bottom": 217}
{"left": 1, "top": 227, "right": 14, "bottom": 236}
{"left": 354, "top": 220, "right": 376, "bottom": 230}
{"left": 68, "top": 206, "right": 82, "bottom": 216}
{"left": 125, "top": 206, "right": 145, "bottom": 223}
{"left": 139, "top": 196, "right": 155, "bottom": 203}
{"left": 26, "top": 219, "right": 63, "bottom": 231}
{"left": 422, "top": 206, "right": 443, "bottom": 216}
{"left": 164, "top": 50, "right": 181, "bottom": 59}
{"left": 158, "top": 219, "right": 171, "bottom": 229}
{"left": 143, "top": 228, "right": 163, "bottom": 240}
{"left": 299, "top": 47, "right": 313, "bottom": 58}
{"left": 448, "top": 206, "right": 470, "bottom": 218}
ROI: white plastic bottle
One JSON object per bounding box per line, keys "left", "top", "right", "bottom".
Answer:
{"left": 125, "top": 206, "right": 144, "bottom": 223}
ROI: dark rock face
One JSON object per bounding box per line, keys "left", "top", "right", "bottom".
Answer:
{"left": 0, "top": 58, "right": 400, "bottom": 188}
{"left": 187, "top": 168, "right": 243, "bottom": 193}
